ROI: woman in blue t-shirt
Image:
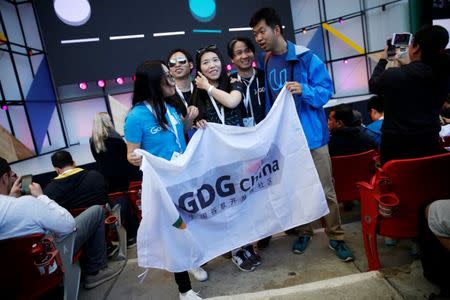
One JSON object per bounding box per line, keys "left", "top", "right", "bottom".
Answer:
{"left": 124, "top": 60, "right": 205, "bottom": 300}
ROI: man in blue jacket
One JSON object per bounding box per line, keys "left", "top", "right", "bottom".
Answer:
{"left": 249, "top": 7, "right": 353, "bottom": 262}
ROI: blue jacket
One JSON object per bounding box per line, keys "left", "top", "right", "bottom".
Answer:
{"left": 264, "top": 41, "right": 333, "bottom": 150}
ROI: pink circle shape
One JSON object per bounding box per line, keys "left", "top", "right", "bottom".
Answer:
{"left": 116, "top": 77, "right": 124, "bottom": 85}
{"left": 97, "top": 80, "right": 105, "bottom": 88}
{"left": 79, "top": 82, "right": 88, "bottom": 90}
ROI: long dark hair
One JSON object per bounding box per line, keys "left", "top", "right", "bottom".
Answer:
{"left": 132, "top": 60, "right": 168, "bottom": 129}
{"left": 413, "top": 25, "right": 449, "bottom": 81}
{"left": 191, "top": 46, "right": 231, "bottom": 120}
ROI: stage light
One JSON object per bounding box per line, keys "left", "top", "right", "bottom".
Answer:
{"left": 116, "top": 77, "right": 124, "bottom": 85}
{"left": 27, "top": 49, "right": 33, "bottom": 56}
{"left": 97, "top": 80, "right": 105, "bottom": 88}
{"left": 302, "top": 28, "right": 307, "bottom": 34}
{"left": 344, "top": 59, "right": 348, "bottom": 64}
{"left": 226, "top": 64, "right": 232, "bottom": 71}
{"left": 339, "top": 18, "right": 344, "bottom": 24}
{"left": 1, "top": 105, "right": 7, "bottom": 111}
{"left": 252, "top": 61, "right": 257, "bottom": 68}
{"left": 79, "top": 82, "right": 88, "bottom": 90}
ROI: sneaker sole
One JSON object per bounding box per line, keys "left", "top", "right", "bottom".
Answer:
{"left": 292, "top": 249, "right": 305, "bottom": 254}
{"left": 231, "top": 259, "right": 255, "bottom": 272}
{"left": 84, "top": 266, "right": 123, "bottom": 289}
{"left": 328, "top": 244, "right": 354, "bottom": 262}
{"left": 188, "top": 273, "right": 208, "bottom": 282}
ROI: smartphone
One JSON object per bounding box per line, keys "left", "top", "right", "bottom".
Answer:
{"left": 21, "top": 174, "right": 32, "bottom": 195}
{"left": 392, "top": 33, "right": 412, "bottom": 47}
{"left": 386, "top": 38, "right": 396, "bottom": 59}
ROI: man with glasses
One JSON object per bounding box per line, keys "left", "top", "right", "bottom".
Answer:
{"left": 167, "top": 49, "right": 195, "bottom": 117}
{"left": 249, "top": 7, "right": 354, "bottom": 262}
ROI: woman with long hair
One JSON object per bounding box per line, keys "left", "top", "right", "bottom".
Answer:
{"left": 369, "top": 25, "right": 450, "bottom": 164}
{"left": 124, "top": 60, "right": 205, "bottom": 300}
{"left": 90, "top": 112, "right": 140, "bottom": 247}
{"left": 191, "top": 44, "right": 244, "bottom": 127}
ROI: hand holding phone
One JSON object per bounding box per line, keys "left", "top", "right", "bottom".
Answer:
{"left": 386, "top": 38, "right": 396, "bottom": 59}
{"left": 21, "top": 174, "right": 33, "bottom": 195}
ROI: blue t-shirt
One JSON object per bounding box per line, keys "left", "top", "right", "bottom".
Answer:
{"left": 124, "top": 102, "right": 186, "bottom": 161}
{"left": 267, "top": 52, "right": 290, "bottom": 103}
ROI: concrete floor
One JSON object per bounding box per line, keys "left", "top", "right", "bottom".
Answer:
{"left": 79, "top": 202, "right": 442, "bottom": 300}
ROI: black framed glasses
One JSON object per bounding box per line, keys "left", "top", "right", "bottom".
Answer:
{"left": 168, "top": 57, "right": 188, "bottom": 68}
{"left": 196, "top": 44, "right": 218, "bottom": 55}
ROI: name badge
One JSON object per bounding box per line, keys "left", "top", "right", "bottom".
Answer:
{"left": 243, "top": 117, "right": 255, "bottom": 127}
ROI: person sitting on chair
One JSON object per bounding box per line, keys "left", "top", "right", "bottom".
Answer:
{"left": 0, "top": 157, "right": 124, "bottom": 289}
{"left": 328, "top": 104, "right": 377, "bottom": 156}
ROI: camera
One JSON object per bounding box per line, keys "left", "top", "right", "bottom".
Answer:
{"left": 386, "top": 33, "right": 412, "bottom": 60}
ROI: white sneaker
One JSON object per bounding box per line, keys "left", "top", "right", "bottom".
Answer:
{"left": 188, "top": 267, "right": 208, "bottom": 282}
{"left": 179, "top": 289, "right": 202, "bottom": 300}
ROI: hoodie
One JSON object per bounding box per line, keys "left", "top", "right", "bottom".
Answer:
{"left": 369, "top": 59, "right": 446, "bottom": 136}
{"left": 44, "top": 168, "right": 108, "bottom": 210}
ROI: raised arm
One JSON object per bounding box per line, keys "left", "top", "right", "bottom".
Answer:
{"left": 195, "top": 72, "right": 242, "bottom": 108}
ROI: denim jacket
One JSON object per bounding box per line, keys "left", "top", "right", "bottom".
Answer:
{"left": 264, "top": 40, "right": 333, "bottom": 150}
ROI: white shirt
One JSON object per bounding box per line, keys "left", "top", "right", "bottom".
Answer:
{"left": 0, "top": 194, "right": 76, "bottom": 240}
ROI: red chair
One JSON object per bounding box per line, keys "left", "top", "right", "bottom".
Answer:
{"left": 128, "top": 181, "right": 142, "bottom": 222}
{"left": 357, "top": 152, "right": 450, "bottom": 270}
{"left": 331, "top": 149, "right": 378, "bottom": 203}
{"left": 0, "top": 233, "right": 64, "bottom": 300}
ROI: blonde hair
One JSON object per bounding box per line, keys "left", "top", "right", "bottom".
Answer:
{"left": 92, "top": 112, "right": 114, "bottom": 153}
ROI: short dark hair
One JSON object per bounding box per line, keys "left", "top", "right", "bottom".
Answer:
{"left": 249, "top": 7, "right": 283, "bottom": 34}
{"left": 51, "top": 150, "right": 74, "bottom": 169}
{"left": 227, "top": 37, "right": 256, "bottom": 58}
{"left": 367, "top": 95, "right": 384, "bottom": 113}
{"left": 166, "top": 48, "right": 193, "bottom": 64}
{"left": 0, "top": 157, "right": 11, "bottom": 178}
{"left": 331, "top": 104, "right": 355, "bottom": 127}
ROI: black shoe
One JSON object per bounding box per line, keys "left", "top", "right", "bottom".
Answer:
{"left": 232, "top": 250, "right": 255, "bottom": 272}
{"left": 244, "top": 245, "right": 261, "bottom": 266}
{"left": 127, "top": 237, "right": 137, "bottom": 249}
{"left": 107, "top": 244, "right": 119, "bottom": 259}
{"left": 257, "top": 236, "right": 272, "bottom": 249}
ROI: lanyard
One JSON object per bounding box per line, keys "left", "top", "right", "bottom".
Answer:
{"left": 237, "top": 69, "right": 261, "bottom": 120}
{"left": 208, "top": 95, "right": 225, "bottom": 124}
{"left": 144, "top": 101, "right": 182, "bottom": 151}
{"left": 175, "top": 82, "right": 193, "bottom": 107}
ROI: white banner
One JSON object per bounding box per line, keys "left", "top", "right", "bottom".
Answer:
{"left": 136, "top": 87, "right": 329, "bottom": 272}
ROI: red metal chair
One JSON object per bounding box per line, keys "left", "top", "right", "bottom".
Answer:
{"left": 357, "top": 152, "right": 450, "bottom": 270}
{"left": 331, "top": 149, "right": 378, "bottom": 202}
{"left": 0, "top": 233, "right": 64, "bottom": 300}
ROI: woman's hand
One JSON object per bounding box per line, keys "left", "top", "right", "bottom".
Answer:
{"left": 195, "top": 72, "right": 211, "bottom": 90}
{"left": 194, "top": 119, "right": 208, "bottom": 129}
{"left": 126, "top": 142, "right": 143, "bottom": 166}
{"left": 186, "top": 106, "right": 199, "bottom": 121}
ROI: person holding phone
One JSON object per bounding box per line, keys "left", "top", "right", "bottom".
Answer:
{"left": 369, "top": 25, "right": 450, "bottom": 164}
{"left": 0, "top": 157, "right": 124, "bottom": 289}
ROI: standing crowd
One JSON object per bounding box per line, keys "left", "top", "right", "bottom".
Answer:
{"left": 1, "top": 7, "right": 449, "bottom": 300}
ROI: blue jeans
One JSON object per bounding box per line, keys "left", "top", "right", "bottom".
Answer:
{"left": 74, "top": 205, "right": 107, "bottom": 273}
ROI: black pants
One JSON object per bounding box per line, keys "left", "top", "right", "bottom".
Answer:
{"left": 174, "top": 271, "right": 191, "bottom": 293}
{"left": 418, "top": 205, "right": 450, "bottom": 294}
{"left": 380, "top": 133, "right": 443, "bottom": 165}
